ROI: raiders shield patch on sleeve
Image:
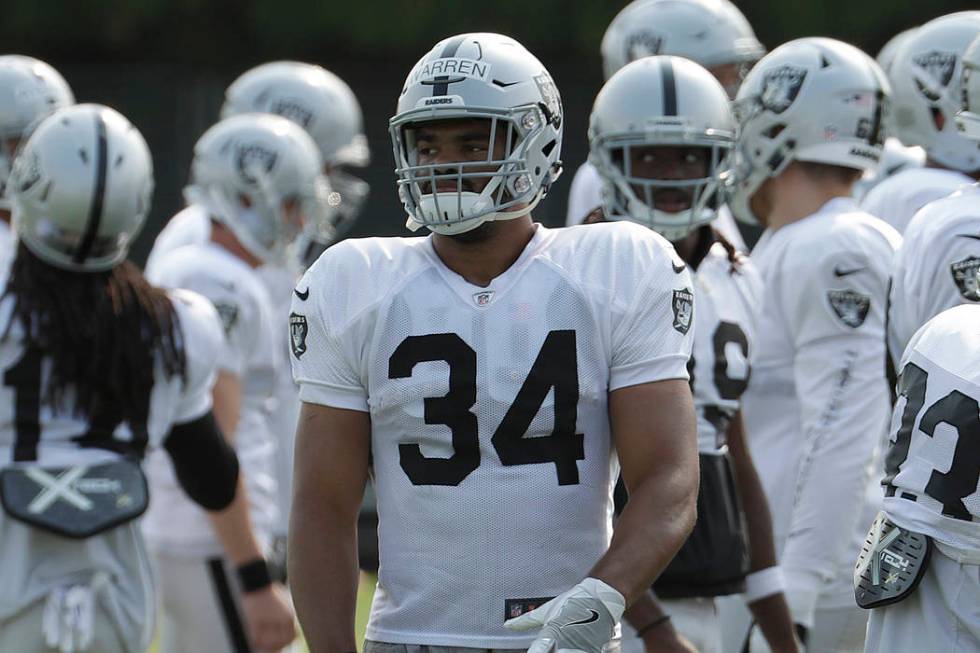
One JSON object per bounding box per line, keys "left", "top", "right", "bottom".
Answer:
{"left": 672, "top": 288, "right": 694, "bottom": 334}
{"left": 828, "top": 289, "right": 871, "bottom": 328}
{"left": 290, "top": 313, "right": 308, "bottom": 359}
{"left": 950, "top": 255, "right": 980, "bottom": 301}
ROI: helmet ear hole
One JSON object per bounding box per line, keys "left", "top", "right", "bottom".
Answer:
{"left": 763, "top": 124, "right": 786, "bottom": 139}
{"left": 930, "top": 106, "right": 946, "bottom": 131}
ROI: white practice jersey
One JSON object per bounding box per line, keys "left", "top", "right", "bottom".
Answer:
{"left": 143, "top": 242, "right": 280, "bottom": 554}
{"left": 888, "top": 185, "right": 980, "bottom": 369}
{"left": 291, "top": 222, "right": 695, "bottom": 647}
{"left": 563, "top": 161, "right": 748, "bottom": 252}
{"left": 742, "top": 198, "right": 900, "bottom": 625}
{"left": 147, "top": 203, "right": 303, "bottom": 537}
{"left": 0, "top": 220, "right": 14, "bottom": 278}
{"left": 689, "top": 243, "right": 761, "bottom": 453}
{"left": 884, "top": 304, "right": 980, "bottom": 556}
{"left": 860, "top": 166, "right": 972, "bottom": 234}
{"left": 0, "top": 286, "right": 221, "bottom": 635}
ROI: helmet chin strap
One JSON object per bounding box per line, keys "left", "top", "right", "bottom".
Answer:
{"left": 410, "top": 189, "right": 545, "bottom": 236}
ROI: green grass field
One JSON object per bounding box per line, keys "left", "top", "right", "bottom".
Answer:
{"left": 148, "top": 572, "right": 377, "bottom": 653}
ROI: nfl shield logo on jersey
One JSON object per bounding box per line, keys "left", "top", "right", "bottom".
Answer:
{"left": 473, "top": 290, "right": 494, "bottom": 307}
{"left": 672, "top": 289, "right": 694, "bottom": 334}
{"left": 950, "top": 255, "right": 980, "bottom": 301}
{"left": 828, "top": 289, "right": 871, "bottom": 328}
{"left": 290, "top": 313, "right": 308, "bottom": 359}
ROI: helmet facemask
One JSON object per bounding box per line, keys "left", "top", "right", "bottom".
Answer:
{"left": 390, "top": 106, "right": 554, "bottom": 236}
{"left": 593, "top": 129, "right": 732, "bottom": 241}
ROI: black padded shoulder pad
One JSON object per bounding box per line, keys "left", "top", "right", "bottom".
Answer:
{"left": 163, "top": 411, "right": 239, "bottom": 511}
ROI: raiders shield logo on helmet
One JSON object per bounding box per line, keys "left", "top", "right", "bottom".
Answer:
{"left": 625, "top": 31, "right": 664, "bottom": 63}
{"left": 761, "top": 65, "right": 807, "bottom": 114}
{"left": 950, "top": 255, "right": 980, "bottom": 301}
{"left": 672, "top": 288, "right": 694, "bottom": 334}
{"left": 828, "top": 289, "right": 871, "bottom": 328}
{"left": 213, "top": 302, "right": 239, "bottom": 336}
{"left": 269, "top": 97, "right": 315, "bottom": 128}
{"left": 235, "top": 142, "right": 279, "bottom": 185}
{"left": 290, "top": 312, "right": 308, "bottom": 359}
{"left": 912, "top": 51, "right": 957, "bottom": 102}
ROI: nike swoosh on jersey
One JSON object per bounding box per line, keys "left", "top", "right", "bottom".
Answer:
{"left": 833, "top": 265, "right": 867, "bottom": 277}
{"left": 294, "top": 288, "right": 310, "bottom": 301}
{"left": 956, "top": 233, "right": 980, "bottom": 242}
{"left": 561, "top": 609, "right": 600, "bottom": 627}
{"left": 672, "top": 261, "right": 686, "bottom": 274}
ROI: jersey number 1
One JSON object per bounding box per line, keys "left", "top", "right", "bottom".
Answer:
{"left": 389, "top": 330, "right": 585, "bottom": 486}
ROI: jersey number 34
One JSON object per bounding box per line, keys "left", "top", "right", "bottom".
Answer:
{"left": 389, "top": 330, "right": 583, "bottom": 487}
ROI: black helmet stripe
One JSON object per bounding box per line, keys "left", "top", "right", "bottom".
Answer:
{"left": 73, "top": 112, "right": 108, "bottom": 264}
{"left": 431, "top": 35, "right": 469, "bottom": 97}
{"left": 660, "top": 57, "right": 678, "bottom": 117}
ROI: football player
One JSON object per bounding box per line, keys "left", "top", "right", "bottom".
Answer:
{"left": 142, "top": 113, "right": 327, "bottom": 653}
{"left": 0, "top": 55, "right": 73, "bottom": 266}
{"left": 586, "top": 55, "right": 798, "bottom": 653}
{"left": 857, "top": 299, "right": 980, "bottom": 651}
{"left": 727, "top": 39, "right": 900, "bottom": 652}
{"left": 0, "top": 105, "right": 292, "bottom": 653}
{"left": 887, "top": 31, "right": 980, "bottom": 378}
{"left": 144, "top": 61, "right": 371, "bottom": 555}
{"left": 288, "top": 32, "right": 700, "bottom": 653}
{"left": 566, "top": 0, "right": 765, "bottom": 252}
{"left": 859, "top": 13, "right": 980, "bottom": 233}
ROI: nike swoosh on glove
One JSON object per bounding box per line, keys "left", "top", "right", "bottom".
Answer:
{"left": 504, "top": 577, "right": 626, "bottom": 653}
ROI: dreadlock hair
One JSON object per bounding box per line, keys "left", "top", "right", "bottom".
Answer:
{"left": 709, "top": 227, "right": 746, "bottom": 273}
{"left": 3, "top": 243, "right": 186, "bottom": 427}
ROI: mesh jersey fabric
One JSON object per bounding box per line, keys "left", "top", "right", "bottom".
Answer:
{"left": 884, "top": 303, "right": 980, "bottom": 553}
{"left": 143, "top": 241, "right": 279, "bottom": 554}
{"left": 741, "top": 198, "right": 900, "bottom": 626}
{"left": 888, "top": 185, "right": 980, "bottom": 368}
{"left": 290, "top": 221, "right": 694, "bottom": 647}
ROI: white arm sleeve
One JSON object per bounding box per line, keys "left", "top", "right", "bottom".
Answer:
{"left": 610, "top": 247, "right": 694, "bottom": 390}
{"left": 288, "top": 261, "right": 368, "bottom": 412}
{"left": 565, "top": 163, "right": 603, "bottom": 227}
{"left": 778, "top": 251, "right": 892, "bottom": 627}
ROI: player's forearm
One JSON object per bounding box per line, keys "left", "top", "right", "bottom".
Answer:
{"left": 288, "top": 495, "right": 359, "bottom": 652}
{"left": 726, "top": 413, "right": 777, "bottom": 571}
{"left": 591, "top": 463, "right": 698, "bottom": 603}
{"left": 207, "top": 477, "right": 264, "bottom": 565}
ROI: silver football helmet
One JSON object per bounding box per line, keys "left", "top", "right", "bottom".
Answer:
{"left": 389, "top": 33, "right": 563, "bottom": 235}
{"left": 887, "top": 12, "right": 980, "bottom": 171}
{"left": 222, "top": 61, "right": 370, "bottom": 240}
{"left": 184, "top": 113, "right": 330, "bottom": 265}
{"left": 0, "top": 56, "right": 74, "bottom": 208}
{"left": 728, "top": 38, "right": 891, "bottom": 224}
{"left": 9, "top": 104, "right": 152, "bottom": 271}
{"left": 600, "top": 0, "right": 764, "bottom": 94}
{"left": 589, "top": 56, "right": 735, "bottom": 240}
{"left": 956, "top": 33, "right": 980, "bottom": 141}
{"left": 876, "top": 28, "right": 918, "bottom": 75}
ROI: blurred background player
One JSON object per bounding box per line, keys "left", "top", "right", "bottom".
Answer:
{"left": 141, "top": 113, "right": 327, "bottom": 653}
{"left": 860, "top": 12, "right": 980, "bottom": 233}
{"left": 586, "top": 55, "right": 798, "bottom": 652}
{"left": 288, "top": 32, "right": 700, "bottom": 653}
{"left": 887, "top": 30, "right": 980, "bottom": 376}
{"left": 852, "top": 27, "right": 926, "bottom": 201}
{"left": 144, "top": 60, "right": 372, "bottom": 568}
{"left": 567, "top": 0, "right": 765, "bottom": 251}
{"left": 0, "top": 55, "right": 73, "bottom": 266}
{"left": 858, "top": 299, "right": 980, "bottom": 651}
{"left": 0, "top": 104, "right": 292, "bottom": 653}
{"left": 726, "top": 38, "right": 899, "bottom": 652}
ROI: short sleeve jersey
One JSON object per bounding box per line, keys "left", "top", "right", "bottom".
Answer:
{"left": 859, "top": 166, "right": 972, "bottom": 234}
{"left": 884, "top": 304, "right": 980, "bottom": 554}
{"left": 888, "top": 185, "right": 980, "bottom": 368}
{"left": 142, "top": 242, "right": 280, "bottom": 552}
{"left": 290, "top": 222, "right": 694, "bottom": 647}
{"left": 0, "top": 284, "right": 221, "bottom": 624}
{"left": 689, "top": 243, "right": 762, "bottom": 453}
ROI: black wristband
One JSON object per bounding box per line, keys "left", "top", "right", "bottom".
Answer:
{"left": 236, "top": 558, "right": 273, "bottom": 593}
{"left": 635, "top": 614, "right": 671, "bottom": 637}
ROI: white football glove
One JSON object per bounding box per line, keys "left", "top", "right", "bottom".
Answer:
{"left": 42, "top": 573, "right": 109, "bottom": 653}
{"left": 504, "top": 577, "right": 625, "bottom": 653}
